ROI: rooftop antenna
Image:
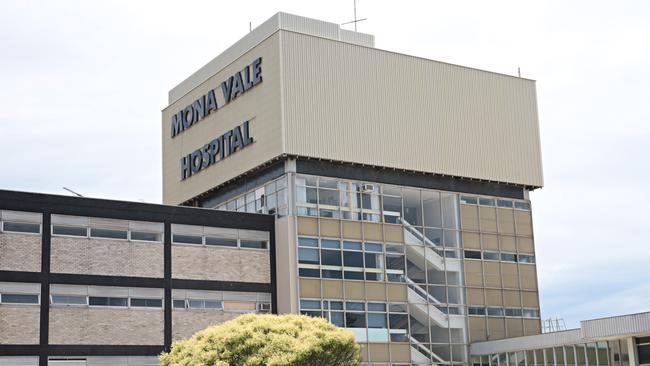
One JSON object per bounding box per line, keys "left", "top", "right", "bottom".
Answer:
{"left": 249, "top": 21, "right": 252, "bottom": 32}
{"left": 518, "top": 67, "right": 521, "bottom": 77}
{"left": 341, "top": 0, "right": 367, "bottom": 32}
{"left": 62, "top": 187, "right": 84, "bottom": 197}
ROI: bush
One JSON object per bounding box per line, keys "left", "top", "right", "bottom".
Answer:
{"left": 160, "top": 313, "right": 360, "bottom": 366}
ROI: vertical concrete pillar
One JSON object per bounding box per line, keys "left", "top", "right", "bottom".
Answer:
{"left": 626, "top": 338, "right": 638, "bottom": 366}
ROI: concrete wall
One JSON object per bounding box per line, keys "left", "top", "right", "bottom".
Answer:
{"left": 171, "top": 311, "right": 240, "bottom": 341}
{"left": 49, "top": 307, "right": 163, "bottom": 345}
{"left": 50, "top": 237, "right": 164, "bottom": 278}
{"left": 0, "top": 306, "right": 40, "bottom": 344}
{"left": 0, "top": 233, "right": 41, "bottom": 272}
{"left": 172, "top": 245, "right": 270, "bottom": 283}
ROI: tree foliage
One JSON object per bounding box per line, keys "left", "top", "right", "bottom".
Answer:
{"left": 160, "top": 313, "right": 360, "bottom": 366}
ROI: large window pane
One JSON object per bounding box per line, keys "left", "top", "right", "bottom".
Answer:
{"left": 441, "top": 193, "right": 459, "bottom": 229}
{"left": 318, "top": 188, "right": 339, "bottom": 206}
{"left": 345, "top": 312, "right": 366, "bottom": 327}
{"left": 90, "top": 228, "right": 128, "bottom": 240}
{"left": 2, "top": 294, "right": 39, "bottom": 304}
{"left": 423, "top": 190, "right": 442, "bottom": 228}
{"left": 298, "top": 248, "right": 319, "bottom": 265}
{"left": 402, "top": 189, "right": 422, "bottom": 226}
{"left": 382, "top": 195, "right": 402, "bottom": 223}
{"left": 368, "top": 313, "right": 388, "bottom": 328}
{"left": 343, "top": 251, "right": 363, "bottom": 268}
{"left": 2, "top": 222, "right": 40, "bottom": 234}
{"left": 320, "top": 249, "right": 341, "bottom": 266}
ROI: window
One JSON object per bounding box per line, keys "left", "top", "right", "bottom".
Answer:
{"left": 298, "top": 248, "right": 319, "bottom": 265}
{"left": 464, "top": 250, "right": 482, "bottom": 259}
{"left": 1, "top": 293, "right": 39, "bottom": 304}
{"left": 505, "top": 308, "right": 522, "bottom": 317}
{"left": 187, "top": 299, "right": 223, "bottom": 310}
{"left": 298, "top": 237, "right": 318, "bottom": 247}
{"left": 173, "top": 299, "right": 186, "bottom": 309}
{"left": 479, "top": 198, "right": 496, "bottom": 206}
{"left": 51, "top": 295, "right": 87, "bottom": 305}
{"left": 514, "top": 201, "right": 531, "bottom": 210}
{"left": 483, "top": 251, "right": 500, "bottom": 261}
{"left": 89, "top": 296, "right": 128, "bottom": 307}
{"left": 172, "top": 234, "right": 203, "bottom": 245}
{"left": 130, "top": 231, "right": 161, "bottom": 242}
{"left": 205, "top": 237, "right": 237, "bottom": 247}
{"left": 487, "top": 307, "right": 505, "bottom": 316}
{"left": 130, "top": 298, "right": 163, "bottom": 308}
{"left": 2, "top": 221, "right": 40, "bottom": 234}
{"left": 240, "top": 240, "right": 267, "bottom": 249}
{"left": 501, "top": 253, "right": 517, "bottom": 262}
{"left": 299, "top": 268, "right": 319, "bottom": 277}
{"left": 460, "top": 196, "right": 478, "bottom": 205}
{"left": 52, "top": 225, "right": 87, "bottom": 237}
{"left": 497, "top": 200, "right": 514, "bottom": 208}
{"left": 518, "top": 254, "right": 536, "bottom": 263}
{"left": 468, "top": 307, "right": 486, "bottom": 316}
{"left": 523, "top": 309, "right": 540, "bottom": 318}
{"left": 90, "top": 228, "right": 128, "bottom": 240}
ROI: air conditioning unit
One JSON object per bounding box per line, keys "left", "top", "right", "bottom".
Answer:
{"left": 361, "top": 184, "right": 376, "bottom": 193}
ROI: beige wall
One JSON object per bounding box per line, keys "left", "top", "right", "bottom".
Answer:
{"left": 279, "top": 31, "right": 542, "bottom": 189}
{"left": 50, "top": 237, "right": 163, "bottom": 278}
{"left": 163, "top": 24, "right": 543, "bottom": 205}
{"left": 49, "top": 307, "right": 163, "bottom": 345}
{"left": 172, "top": 310, "right": 239, "bottom": 342}
{"left": 275, "top": 216, "right": 298, "bottom": 314}
{"left": 0, "top": 306, "right": 40, "bottom": 344}
{"left": 162, "top": 32, "right": 284, "bottom": 205}
{"left": 172, "top": 245, "right": 270, "bottom": 283}
{"left": 0, "top": 233, "right": 41, "bottom": 273}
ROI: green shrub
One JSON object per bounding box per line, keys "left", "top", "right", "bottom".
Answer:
{"left": 160, "top": 313, "right": 360, "bottom": 366}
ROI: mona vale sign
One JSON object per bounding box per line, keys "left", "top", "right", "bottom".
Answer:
{"left": 170, "top": 57, "right": 262, "bottom": 138}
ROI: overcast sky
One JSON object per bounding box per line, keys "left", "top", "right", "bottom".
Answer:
{"left": 1, "top": 0, "right": 648, "bottom": 329}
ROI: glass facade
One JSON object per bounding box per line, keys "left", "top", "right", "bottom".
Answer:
{"left": 212, "top": 171, "right": 538, "bottom": 366}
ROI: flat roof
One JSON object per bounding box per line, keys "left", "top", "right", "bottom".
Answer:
{"left": 470, "top": 311, "right": 650, "bottom": 355}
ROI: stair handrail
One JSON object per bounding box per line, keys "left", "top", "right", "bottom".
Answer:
{"left": 405, "top": 276, "right": 443, "bottom": 305}
{"left": 409, "top": 336, "right": 448, "bottom": 364}
{"left": 399, "top": 218, "right": 442, "bottom": 251}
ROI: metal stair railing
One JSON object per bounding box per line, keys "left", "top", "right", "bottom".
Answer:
{"left": 405, "top": 276, "right": 442, "bottom": 305}
{"left": 409, "top": 336, "right": 448, "bottom": 364}
{"left": 399, "top": 217, "right": 443, "bottom": 250}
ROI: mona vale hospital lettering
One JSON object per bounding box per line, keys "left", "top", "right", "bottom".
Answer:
{"left": 171, "top": 57, "right": 263, "bottom": 138}
{"left": 180, "top": 120, "right": 254, "bottom": 180}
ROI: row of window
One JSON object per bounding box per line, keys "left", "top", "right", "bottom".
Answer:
{"left": 300, "top": 299, "right": 410, "bottom": 342}
{"left": 468, "top": 306, "right": 540, "bottom": 318}
{"left": 460, "top": 196, "right": 531, "bottom": 210}
{"left": 216, "top": 176, "right": 288, "bottom": 216}
{"left": 47, "top": 295, "right": 271, "bottom": 312}
{"left": 50, "top": 295, "right": 162, "bottom": 308}
{"left": 52, "top": 225, "right": 162, "bottom": 242}
{"left": 472, "top": 341, "right": 615, "bottom": 366}
{"left": 171, "top": 234, "right": 267, "bottom": 249}
{"left": 464, "top": 250, "right": 535, "bottom": 264}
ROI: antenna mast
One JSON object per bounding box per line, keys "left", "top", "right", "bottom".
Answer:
{"left": 341, "top": 0, "right": 367, "bottom": 32}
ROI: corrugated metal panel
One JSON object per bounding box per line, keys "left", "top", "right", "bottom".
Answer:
{"left": 470, "top": 329, "right": 582, "bottom": 355}
{"left": 581, "top": 312, "right": 650, "bottom": 339}
{"left": 280, "top": 31, "right": 544, "bottom": 188}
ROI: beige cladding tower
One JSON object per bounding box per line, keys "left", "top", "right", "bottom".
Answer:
{"left": 162, "top": 12, "right": 544, "bottom": 366}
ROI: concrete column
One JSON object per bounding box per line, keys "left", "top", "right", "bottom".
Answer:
{"left": 626, "top": 337, "right": 638, "bottom": 366}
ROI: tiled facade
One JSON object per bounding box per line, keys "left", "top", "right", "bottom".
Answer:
{"left": 0, "top": 306, "right": 40, "bottom": 344}
{"left": 0, "top": 233, "right": 41, "bottom": 273}
{"left": 172, "top": 246, "right": 270, "bottom": 283}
